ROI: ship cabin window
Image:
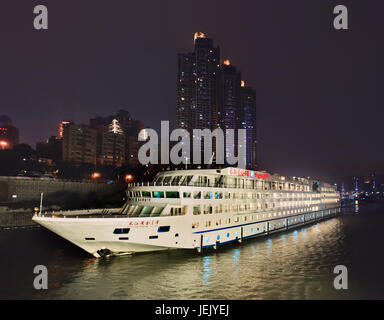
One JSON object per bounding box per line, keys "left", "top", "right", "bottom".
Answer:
{"left": 166, "top": 191, "right": 179, "bottom": 198}
{"left": 203, "top": 205, "right": 212, "bottom": 214}
{"left": 171, "top": 176, "right": 182, "bottom": 185}
{"left": 170, "top": 207, "right": 183, "bottom": 216}
{"left": 183, "top": 192, "right": 191, "bottom": 198}
{"left": 154, "top": 175, "right": 163, "bottom": 183}
{"left": 150, "top": 206, "right": 164, "bottom": 216}
{"left": 215, "top": 175, "right": 224, "bottom": 186}
{"left": 234, "top": 217, "right": 239, "bottom": 223}
{"left": 198, "top": 176, "right": 208, "bottom": 186}
{"left": 134, "top": 191, "right": 141, "bottom": 197}
{"left": 205, "top": 221, "right": 211, "bottom": 227}
{"left": 204, "top": 191, "right": 212, "bottom": 199}
{"left": 142, "top": 191, "right": 151, "bottom": 198}
{"left": 163, "top": 176, "right": 172, "bottom": 185}
{"left": 113, "top": 228, "right": 130, "bottom": 234}
{"left": 216, "top": 204, "right": 222, "bottom": 213}
{"left": 215, "top": 192, "right": 223, "bottom": 199}
{"left": 246, "top": 179, "right": 254, "bottom": 189}
{"left": 224, "top": 192, "right": 230, "bottom": 199}
{"left": 132, "top": 205, "right": 144, "bottom": 216}
{"left": 158, "top": 226, "right": 170, "bottom": 232}
{"left": 193, "top": 206, "right": 201, "bottom": 215}
{"left": 152, "top": 191, "right": 164, "bottom": 198}
{"left": 140, "top": 206, "right": 153, "bottom": 216}
{"left": 193, "top": 191, "right": 201, "bottom": 199}
{"left": 180, "top": 175, "right": 193, "bottom": 185}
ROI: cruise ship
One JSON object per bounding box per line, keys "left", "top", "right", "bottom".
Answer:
{"left": 33, "top": 167, "right": 341, "bottom": 257}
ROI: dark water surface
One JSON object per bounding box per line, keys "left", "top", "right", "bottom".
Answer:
{"left": 1, "top": 203, "right": 383, "bottom": 299}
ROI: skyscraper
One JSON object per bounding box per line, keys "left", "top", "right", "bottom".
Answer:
{"left": 177, "top": 33, "right": 257, "bottom": 169}
{"left": 240, "top": 82, "right": 257, "bottom": 169}
{"left": 177, "top": 32, "right": 220, "bottom": 132}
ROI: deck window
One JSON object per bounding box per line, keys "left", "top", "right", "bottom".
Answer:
{"left": 193, "top": 206, "right": 201, "bottom": 215}
{"left": 150, "top": 206, "right": 164, "bottom": 216}
{"left": 215, "top": 192, "right": 223, "bottom": 199}
{"left": 134, "top": 191, "right": 141, "bottom": 197}
{"left": 163, "top": 176, "right": 172, "bottom": 185}
{"left": 142, "top": 191, "right": 151, "bottom": 198}
{"left": 180, "top": 175, "right": 193, "bottom": 185}
{"left": 132, "top": 205, "right": 144, "bottom": 215}
{"left": 183, "top": 192, "right": 191, "bottom": 198}
{"left": 204, "top": 191, "right": 212, "bottom": 199}
{"left": 152, "top": 191, "right": 164, "bottom": 198}
{"left": 140, "top": 206, "right": 153, "bottom": 216}
{"left": 166, "top": 191, "right": 179, "bottom": 198}
{"left": 193, "top": 191, "right": 201, "bottom": 199}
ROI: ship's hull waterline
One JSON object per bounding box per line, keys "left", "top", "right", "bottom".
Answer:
{"left": 33, "top": 207, "right": 340, "bottom": 258}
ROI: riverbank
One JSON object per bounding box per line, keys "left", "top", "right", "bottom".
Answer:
{"left": 0, "top": 211, "right": 37, "bottom": 230}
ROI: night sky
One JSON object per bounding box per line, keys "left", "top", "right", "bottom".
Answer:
{"left": 0, "top": 0, "right": 383, "bottom": 180}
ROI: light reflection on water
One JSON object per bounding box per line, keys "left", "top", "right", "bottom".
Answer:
{"left": 1, "top": 204, "right": 384, "bottom": 299}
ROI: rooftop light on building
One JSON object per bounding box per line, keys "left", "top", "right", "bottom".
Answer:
{"left": 223, "top": 59, "right": 231, "bottom": 66}
{"left": 241, "top": 80, "right": 245, "bottom": 87}
{"left": 194, "top": 32, "right": 206, "bottom": 42}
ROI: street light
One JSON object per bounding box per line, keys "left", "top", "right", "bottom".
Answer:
{"left": 125, "top": 174, "right": 133, "bottom": 182}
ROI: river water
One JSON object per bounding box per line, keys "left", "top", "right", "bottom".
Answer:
{"left": 1, "top": 203, "right": 383, "bottom": 300}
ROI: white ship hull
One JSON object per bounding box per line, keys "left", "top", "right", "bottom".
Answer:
{"left": 33, "top": 167, "right": 341, "bottom": 257}
{"left": 33, "top": 207, "right": 340, "bottom": 257}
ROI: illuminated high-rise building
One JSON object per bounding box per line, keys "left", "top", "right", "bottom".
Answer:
{"left": 177, "top": 32, "right": 220, "bottom": 132}
{"left": 240, "top": 82, "right": 257, "bottom": 169}
{"left": 216, "top": 60, "right": 241, "bottom": 131}
{"left": 0, "top": 115, "right": 19, "bottom": 149}
{"left": 99, "top": 119, "right": 125, "bottom": 167}
{"left": 57, "top": 121, "right": 72, "bottom": 139}
{"left": 176, "top": 34, "right": 258, "bottom": 169}
{"left": 62, "top": 124, "right": 97, "bottom": 165}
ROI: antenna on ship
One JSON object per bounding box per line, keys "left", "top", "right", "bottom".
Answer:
{"left": 39, "top": 192, "right": 44, "bottom": 214}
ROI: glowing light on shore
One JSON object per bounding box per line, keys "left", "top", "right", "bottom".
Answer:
{"left": 92, "top": 172, "right": 101, "bottom": 179}
{"left": 0, "top": 141, "right": 8, "bottom": 149}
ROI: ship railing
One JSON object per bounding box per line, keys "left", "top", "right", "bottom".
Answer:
{"left": 126, "top": 181, "right": 300, "bottom": 191}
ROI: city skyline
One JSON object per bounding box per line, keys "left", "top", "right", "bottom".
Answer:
{"left": 0, "top": 1, "right": 382, "bottom": 180}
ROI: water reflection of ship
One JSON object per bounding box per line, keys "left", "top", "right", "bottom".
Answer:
{"left": 40, "top": 218, "right": 344, "bottom": 299}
